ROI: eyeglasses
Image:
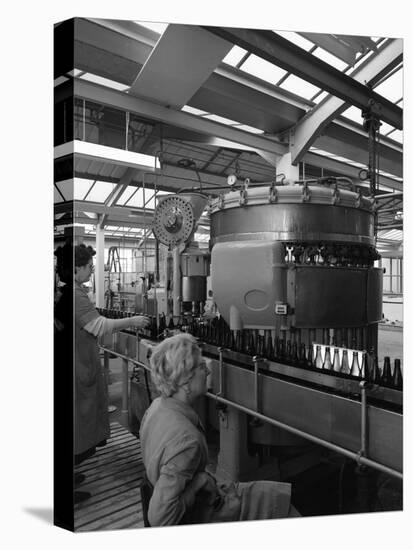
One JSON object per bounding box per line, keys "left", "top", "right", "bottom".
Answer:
{"left": 88, "top": 263, "right": 95, "bottom": 272}
{"left": 197, "top": 360, "right": 209, "bottom": 374}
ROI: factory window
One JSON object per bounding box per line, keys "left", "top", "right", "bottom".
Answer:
{"left": 381, "top": 257, "right": 403, "bottom": 295}
{"left": 74, "top": 99, "right": 126, "bottom": 149}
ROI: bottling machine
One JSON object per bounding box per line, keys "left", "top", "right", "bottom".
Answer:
{"left": 100, "top": 177, "right": 402, "bottom": 512}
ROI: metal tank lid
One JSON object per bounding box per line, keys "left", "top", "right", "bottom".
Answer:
{"left": 208, "top": 181, "right": 376, "bottom": 214}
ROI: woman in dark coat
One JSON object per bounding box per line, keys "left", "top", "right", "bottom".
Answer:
{"left": 55, "top": 242, "right": 149, "bottom": 502}
{"left": 140, "top": 333, "right": 299, "bottom": 526}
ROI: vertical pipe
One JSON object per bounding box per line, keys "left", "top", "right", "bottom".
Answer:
{"left": 172, "top": 247, "right": 181, "bottom": 317}
{"left": 360, "top": 381, "right": 368, "bottom": 458}
{"left": 121, "top": 358, "right": 129, "bottom": 418}
{"left": 253, "top": 356, "right": 260, "bottom": 413}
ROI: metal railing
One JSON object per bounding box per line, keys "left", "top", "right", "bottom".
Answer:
{"left": 100, "top": 343, "right": 402, "bottom": 480}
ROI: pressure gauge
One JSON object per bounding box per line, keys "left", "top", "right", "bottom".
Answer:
{"left": 227, "top": 174, "right": 237, "bottom": 187}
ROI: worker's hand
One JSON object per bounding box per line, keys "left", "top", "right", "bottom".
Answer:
{"left": 129, "top": 316, "right": 151, "bottom": 329}
{"left": 193, "top": 471, "right": 217, "bottom": 496}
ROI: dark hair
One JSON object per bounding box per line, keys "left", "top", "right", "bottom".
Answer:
{"left": 54, "top": 242, "right": 96, "bottom": 283}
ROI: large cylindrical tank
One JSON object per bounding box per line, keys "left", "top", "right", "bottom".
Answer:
{"left": 209, "top": 182, "right": 382, "bottom": 351}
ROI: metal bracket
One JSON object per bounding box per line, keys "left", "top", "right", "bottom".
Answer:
{"left": 355, "top": 189, "right": 363, "bottom": 208}
{"left": 239, "top": 178, "right": 250, "bottom": 206}
{"left": 218, "top": 193, "right": 225, "bottom": 210}
{"left": 302, "top": 182, "right": 311, "bottom": 203}
{"left": 332, "top": 185, "right": 341, "bottom": 205}
{"left": 269, "top": 181, "right": 278, "bottom": 203}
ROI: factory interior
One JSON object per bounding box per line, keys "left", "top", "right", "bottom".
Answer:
{"left": 54, "top": 18, "right": 403, "bottom": 531}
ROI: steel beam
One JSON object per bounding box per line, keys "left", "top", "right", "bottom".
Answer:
{"left": 74, "top": 79, "right": 287, "bottom": 155}
{"left": 289, "top": 39, "right": 403, "bottom": 164}
{"left": 303, "top": 152, "right": 402, "bottom": 191}
{"left": 203, "top": 27, "right": 402, "bottom": 129}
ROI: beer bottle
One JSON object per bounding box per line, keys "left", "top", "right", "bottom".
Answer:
{"left": 292, "top": 341, "right": 299, "bottom": 366}
{"left": 265, "top": 332, "right": 274, "bottom": 361}
{"left": 392, "top": 359, "right": 403, "bottom": 390}
{"left": 315, "top": 345, "right": 323, "bottom": 369}
{"left": 350, "top": 351, "right": 360, "bottom": 378}
{"left": 360, "top": 352, "right": 367, "bottom": 379}
{"left": 372, "top": 355, "right": 382, "bottom": 384}
{"left": 323, "top": 346, "right": 332, "bottom": 370}
{"left": 286, "top": 340, "right": 292, "bottom": 362}
{"left": 381, "top": 356, "right": 392, "bottom": 387}
{"left": 278, "top": 339, "right": 285, "bottom": 361}
{"left": 332, "top": 348, "right": 341, "bottom": 373}
{"left": 307, "top": 343, "right": 314, "bottom": 368}
{"left": 298, "top": 343, "right": 307, "bottom": 367}
{"left": 340, "top": 349, "right": 350, "bottom": 375}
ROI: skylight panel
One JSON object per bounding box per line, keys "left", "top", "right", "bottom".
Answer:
{"left": 233, "top": 124, "right": 264, "bottom": 134}
{"left": 85, "top": 181, "right": 117, "bottom": 203}
{"left": 274, "top": 31, "right": 314, "bottom": 51}
{"left": 312, "top": 48, "right": 348, "bottom": 71}
{"left": 341, "top": 106, "right": 363, "bottom": 124}
{"left": 312, "top": 90, "right": 329, "bottom": 104}
{"left": 74, "top": 178, "right": 92, "bottom": 200}
{"left": 55, "top": 180, "right": 73, "bottom": 201}
{"left": 124, "top": 187, "right": 147, "bottom": 208}
{"left": 383, "top": 129, "right": 403, "bottom": 143}
{"left": 223, "top": 45, "right": 248, "bottom": 66}
{"left": 379, "top": 122, "right": 396, "bottom": 135}
{"left": 240, "top": 54, "right": 287, "bottom": 84}
{"left": 279, "top": 74, "right": 321, "bottom": 99}
{"left": 203, "top": 114, "right": 240, "bottom": 125}
{"left": 373, "top": 68, "right": 403, "bottom": 103}
{"left": 135, "top": 21, "right": 168, "bottom": 35}
{"left": 54, "top": 76, "right": 69, "bottom": 87}
{"left": 79, "top": 73, "right": 130, "bottom": 92}
{"left": 54, "top": 186, "right": 65, "bottom": 203}
{"left": 115, "top": 185, "right": 139, "bottom": 206}
{"left": 181, "top": 105, "right": 209, "bottom": 116}
{"left": 68, "top": 69, "right": 83, "bottom": 77}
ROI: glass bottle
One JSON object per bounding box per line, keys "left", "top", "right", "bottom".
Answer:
{"left": 392, "top": 359, "right": 403, "bottom": 390}
{"left": 381, "top": 356, "right": 392, "bottom": 386}
{"left": 265, "top": 332, "right": 274, "bottom": 361}
{"left": 278, "top": 339, "right": 285, "bottom": 361}
{"left": 315, "top": 345, "right": 324, "bottom": 369}
{"left": 298, "top": 343, "right": 307, "bottom": 367}
{"left": 340, "top": 349, "right": 350, "bottom": 375}
{"left": 332, "top": 348, "right": 341, "bottom": 373}
{"left": 307, "top": 343, "right": 314, "bottom": 368}
{"left": 322, "top": 346, "right": 332, "bottom": 370}
{"left": 292, "top": 341, "right": 299, "bottom": 366}
{"left": 350, "top": 351, "right": 360, "bottom": 378}
{"left": 372, "top": 355, "right": 382, "bottom": 384}
{"left": 360, "top": 352, "right": 367, "bottom": 380}
{"left": 286, "top": 340, "right": 292, "bottom": 362}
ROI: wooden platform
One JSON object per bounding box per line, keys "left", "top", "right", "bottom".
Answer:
{"left": 74, "top": 422, "right": 145, "bottom": 532}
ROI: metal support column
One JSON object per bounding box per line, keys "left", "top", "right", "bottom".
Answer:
{"left": 95, "top": 216, "right": 105, "bottom": 308}
{"left": 276, "top": 152, "right": 299, "bottom": 182}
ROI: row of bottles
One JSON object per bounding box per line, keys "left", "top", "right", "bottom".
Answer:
{"left": 97, "top": 307, "right": 159, "bottom": 339}
{"left": 184, "top": 317, "right": 402, "bottom": 391}
{"left": 313, "top": 346, "right": 403, "bottom": 390}
{"left": 96, "top": 309, "right": 402, "bottom": 391}
{"left": 283, "top": 242, "right": 379, "bottom": 268}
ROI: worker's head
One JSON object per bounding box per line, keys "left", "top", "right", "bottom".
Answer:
{"left": 150, "top": 332, "right": 210, "bottom": 402}
{"left": 55, "top": 242, "right": 96, "bottom": 284}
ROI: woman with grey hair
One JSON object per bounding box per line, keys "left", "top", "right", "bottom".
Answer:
{"left": 140, "top": 332, "right": 299, "bottom": 526}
